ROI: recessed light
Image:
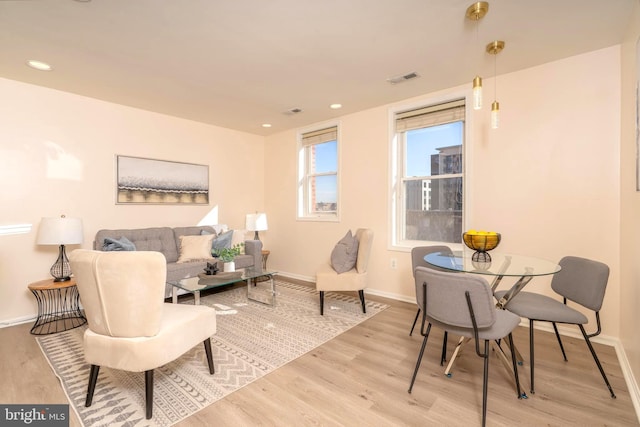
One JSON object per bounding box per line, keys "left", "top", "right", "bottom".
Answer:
{"left": 262, "top": 123, "right": 272, "bottom": 128}
{"left": 27, "top": 60, "right": 52, "bottom": 71}
{"left": 330, "top": 104, "right": 342, "bottom": 109}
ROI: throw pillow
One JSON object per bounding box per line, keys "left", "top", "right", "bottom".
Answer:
{"left": 176, "top": 234, "right": 215, "bottom": 263}
{"left": 103, "top": 236, "right": 136, "bottom": 251}
{"left": 330, "top": 230, "right": 359, "bottom": 274}
{"left": 211, "top": 230, "right": 233, "bottom": 255}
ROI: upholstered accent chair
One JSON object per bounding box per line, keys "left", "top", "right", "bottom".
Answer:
{"left": 409, "top": 266, "right": 523, "bottom": 427}
{"left": 494, "top": 255, "right": 616, "bottom": 398}
{"left": 315, "top": 228, "right": 374, "bottom": 315}
{"left": 69, "top": 249, "right": 217, "bottom": 419}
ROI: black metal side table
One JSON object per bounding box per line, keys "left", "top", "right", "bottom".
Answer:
{"left": 28, "top": 278, "right": 87, "bottom": 335}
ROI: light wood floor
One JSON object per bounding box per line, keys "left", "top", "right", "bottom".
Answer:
{"left": 1, "top": 278, "right": 638, "bottom": 426}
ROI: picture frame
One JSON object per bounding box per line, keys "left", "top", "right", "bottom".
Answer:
{"left": 116, "top": 155, "right": 209, "bottom": 204}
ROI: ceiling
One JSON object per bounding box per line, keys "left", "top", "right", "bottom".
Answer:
{"left": 0, "top": 0, "right": 635, "bottom": 136}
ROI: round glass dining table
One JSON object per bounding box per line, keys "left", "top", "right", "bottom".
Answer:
{"left": 424, "top": 249, "right": 561, "bottom": 392}
{"left": 425, "top": 249, "right": 561, "bottom": 309}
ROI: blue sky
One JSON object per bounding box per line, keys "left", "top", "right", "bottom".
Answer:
{"left": 313, "top": 141, "right": 337, "bottom": 203}
{"left": 406, "top": 121, "right": 463, "bottom": 176}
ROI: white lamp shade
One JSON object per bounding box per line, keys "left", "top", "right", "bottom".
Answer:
{"left": 37, "top": 216, "right": 84, "bottom": 245}
{"left": 246, "top": 213, "right": 268, "bottom": 231}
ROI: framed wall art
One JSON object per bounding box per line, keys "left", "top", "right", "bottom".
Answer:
{"left": 116, "top": 155, "right": 209, "bottom": 204}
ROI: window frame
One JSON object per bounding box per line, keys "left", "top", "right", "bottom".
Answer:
{"left": 297, "top": 122, "right": 341, "bottom": 222}
{"left": 389, "top": 91, "right": 471, "bottom": 250}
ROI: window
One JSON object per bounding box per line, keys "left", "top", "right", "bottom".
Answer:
{"left": 392, "top": 99, "right": 465, "bottom": 246}
{"left": 297, "top": 125, "right": 339, "bottom": 220}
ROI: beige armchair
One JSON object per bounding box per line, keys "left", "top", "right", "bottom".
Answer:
{"left": 315, "top": 228, "right": 374, "bottom": 315}
{"left": 69, "top": 249, "right": 217, "bottom": 419}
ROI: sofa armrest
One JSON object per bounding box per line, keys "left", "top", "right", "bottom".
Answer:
{"left": 244, "top": 240, "right": 263, "bottom": 268}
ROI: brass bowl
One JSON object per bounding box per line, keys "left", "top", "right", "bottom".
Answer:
{"left": 462, "top": 231, "right": 501, "bottom": 252}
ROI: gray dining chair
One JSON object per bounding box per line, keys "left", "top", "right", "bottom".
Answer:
{"left": 409, "top": 266, "right": 523, "bottom": 427}
{"left": 494, "top": 255, "right": 616, "bottom": 398}
{"left": 409, "top": 246, "right": 455, "bottom": 365}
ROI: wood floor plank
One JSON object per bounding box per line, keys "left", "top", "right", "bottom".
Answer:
{"left": 0, "top": 278, "right": 637, "bottom": 426}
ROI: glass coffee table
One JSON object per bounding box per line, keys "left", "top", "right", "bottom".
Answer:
{"left": 168, "top": 268, "right": 277, "bottom": 306}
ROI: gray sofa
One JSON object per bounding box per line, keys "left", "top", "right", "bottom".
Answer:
{"left": 93, "top": 225, "right": 262, "bottom": 298}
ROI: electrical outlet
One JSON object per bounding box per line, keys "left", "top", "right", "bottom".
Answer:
{"left": 390, "top": 258, "right": 397, "bottom": 269}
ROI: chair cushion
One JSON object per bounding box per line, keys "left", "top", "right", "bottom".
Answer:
{"left": 83, "top": 303, "right": 216, "bottom": 371}
{"left": 495, "top": 290, "right": 588, "bottom": 324}
{"left": 427, "top": 309, "right": 520, "bottom": 341}
{"left": 330, "top": 230, "right": 359, "bottom": 274}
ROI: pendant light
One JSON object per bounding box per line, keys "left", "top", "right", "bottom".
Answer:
{"left": 466, "top": 2, "right": 489, "bottom": 110}
{"left": 486, "top": 40, "right": 504, "bottom": 129}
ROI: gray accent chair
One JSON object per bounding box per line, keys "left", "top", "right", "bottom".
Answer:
{"left": 409, "top": 266, "right": 523, "bottom": 427}
{"left": 409, "top": 246, "right": 455, "bottom": 365}
{"left": 69, "top": 249, "right": 217, "bottom": 419}
{"left": 494, "top": 255, "right": 616, "bottom": 398}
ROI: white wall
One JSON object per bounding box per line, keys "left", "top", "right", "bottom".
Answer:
{"left": 620, "top": 0, "right": 640, "bottom": 407}
{"left": 265, "top": 46, "right": 622, "bottom": 337}
{"left": 0, "top": 78, "right": 264, "bottom": 324}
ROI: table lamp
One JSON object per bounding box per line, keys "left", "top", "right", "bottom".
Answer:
{"left": 246, "top": 212, "right": 268, "bottom": 241}
{"left": 36, "top": 215, "right": 84, "bottom": 282}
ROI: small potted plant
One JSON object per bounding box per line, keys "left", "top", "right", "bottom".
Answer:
{"left": 213, "top": 243, "right": 244, "bottom": 272}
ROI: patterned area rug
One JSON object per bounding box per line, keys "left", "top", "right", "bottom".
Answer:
{"left": 36, "top": 279, "right": 388, "bottom": 427}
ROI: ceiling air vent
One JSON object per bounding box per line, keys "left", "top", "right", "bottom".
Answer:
{"left": 387, "top": 72, "right": 420, "bottom": 85}
{"left": 284, "top": 107, "right": 303, "bottom": 115}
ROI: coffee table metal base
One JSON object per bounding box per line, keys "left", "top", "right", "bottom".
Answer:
{"left": 247, "top": 275, "right": 276, "bottom": 306}
{"left": 170, "top": 272, "right": 276, "bottom": 307}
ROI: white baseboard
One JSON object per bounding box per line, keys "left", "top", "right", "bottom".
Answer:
{"left": 615, "top": 339, "right": 640, "bottom": 424}
{"left": 0, "top": 314, "right": 36, "bottom": 329}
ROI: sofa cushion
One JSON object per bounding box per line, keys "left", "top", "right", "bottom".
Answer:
{"left": 102, "top": 236, "right": 136, "bottom": 251}
{"left": 176, "top": 234, "right": 215, "bottom": 263}
{"left": 330, "top": 230, "right": 359, "bottom": 274}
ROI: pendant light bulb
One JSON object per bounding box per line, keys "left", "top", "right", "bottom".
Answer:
{"left": 491, "top": 101, "right": 500, "bottom": 129}
{"left": 472, "top": 76, "right": 482, "bottom": 110}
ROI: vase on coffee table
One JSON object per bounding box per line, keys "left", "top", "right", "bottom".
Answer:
{"left": 223, "top": 261, "right": 235, "bottom": 272}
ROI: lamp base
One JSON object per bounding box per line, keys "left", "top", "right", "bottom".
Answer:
{"left": 254, "top": 231, "right": 260, "bottom": 241}
{"left": 50, "top": 244, "right": 73, "bottom": 282}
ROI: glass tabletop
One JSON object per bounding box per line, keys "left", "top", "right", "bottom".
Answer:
{"left": 169, "top": 268, "right": 277, "bottom": 292}
{"left": 425, "top": 249, "right": 560, "bottom": 277}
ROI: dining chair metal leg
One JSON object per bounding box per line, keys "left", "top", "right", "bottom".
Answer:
{"left": 481, "top": 340, "right": 490, "bottom": 427}
{"left": 552, "top": 322, "right": 568, "bottom": 361}
{"left": 579, "top": 324, "right": 616, "bottom": 398}
{"left": 529, "top": 319, "right": 536, "bottom": 394}
{"left": 440, "top": 332, "right": 448, "bottom": 366}
{"left": 409, "top": 308, "right": 420, "bottom": 336}
{"left": 408, "top": 323, "right": 431, "bottom": 393}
